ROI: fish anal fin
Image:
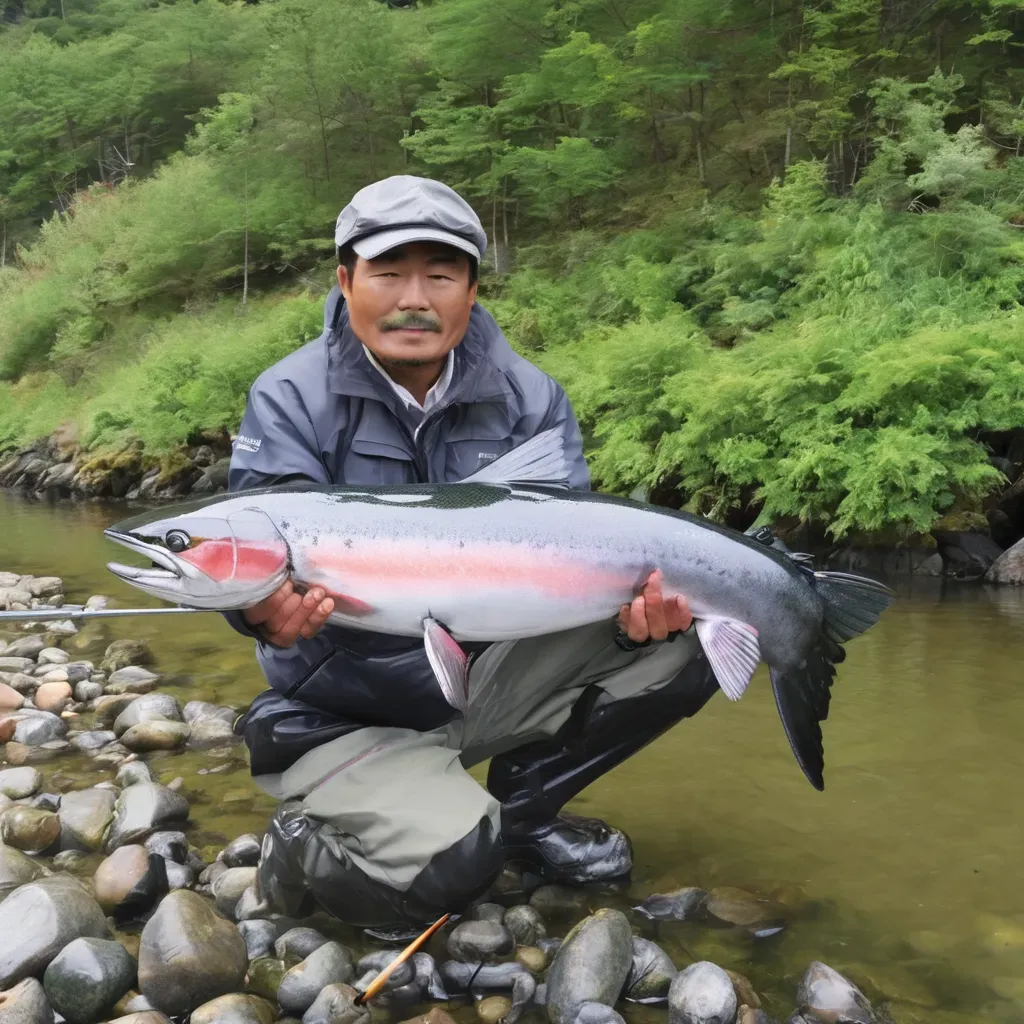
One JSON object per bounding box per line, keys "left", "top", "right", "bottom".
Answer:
{"left": 423, "top": 616, "right": 469, "bottom": 713}
{"left": 695, "top": 617, "right": 761, "bottom": 701}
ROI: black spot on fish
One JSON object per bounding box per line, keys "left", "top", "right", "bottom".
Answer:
{"left": 458, "top": 540, "right": 465, "bottom": 549}
{"left": 345, "top": 538, "right": 353, "bottom": 549}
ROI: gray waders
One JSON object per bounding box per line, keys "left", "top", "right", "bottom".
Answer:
{"left": 248, "top": 621, "right": 718, "bottom": 928}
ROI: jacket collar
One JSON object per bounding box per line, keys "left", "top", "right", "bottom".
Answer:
{"left": 323, "top": 287, "right": 518, "bottom": 424}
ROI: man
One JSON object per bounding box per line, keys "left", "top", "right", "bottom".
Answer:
{"left": 227, "top": 175, "right": 719, "bottom": 933}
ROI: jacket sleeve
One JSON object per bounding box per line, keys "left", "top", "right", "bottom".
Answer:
{"left": 223, "top": 377, "right": 329, "bottom": 639}
{"left": 541, "top": 383, "right": 590, "bottom": 491}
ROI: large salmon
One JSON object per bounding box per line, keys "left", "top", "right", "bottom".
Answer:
{"left": 104, "top": 429, "right": 894, "bottom": 789}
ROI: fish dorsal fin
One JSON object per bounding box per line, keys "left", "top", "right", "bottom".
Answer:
{"left": 462, "top": 428, "right": 570, "bottom": 488}
{"left": 695, "top": 618, "right": 761, "bottom": 701}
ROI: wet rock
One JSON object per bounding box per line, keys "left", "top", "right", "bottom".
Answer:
{"left": 569, "top": 1004, "right": 625, "bottom": 1024}
{"left": 42, "top": 937, "right": 137, "bottom": 1024}
{"left": 703, "top": 887, "right": 786, "bottom": 937}
{"left": 36, "top": 647, "right": 68, "bottom": 666}
{"left": 120, "top": 721, "right": 190, "bottom": 752}
{"left": 26, "top": 578, "right": 63, "bottom": 600}
{"left": 245, "top": 958, "right": 287, "bottom": 1003}
{"left": 546, "top": 909, "right": 633, "bottom": 1024}
{"left": 163, "top": 858, "right": 194, "bottom": 891}
{"left": 33, "top": 684, "right": 73, "bottom": 714}
{"left": 90, "top": 742, "right": 129, "bottom": 768}
{"left": 987, "top": 536, "right": 1024, "bottom": 584}
{"left": 138, "top": 889, "right": 248, "bottom": 1015}
{"left": 5, "top": 740, "right": 70, "bottom": 766}
{"left": 239, "top": 920, "right": 278, "bottom": 961}
{"left": 145, "top": 831, "right": 188, "bottom": 863}
{"left": 0, "top": 657, "right": 35, "bottom": 674}
{"left": 73, "top": 681, "right": 103, "bottom": 703}
{"left": 737, "top": 1009, "right": 774, "bottom": 1024}
{"left": 13, "top": 713, "right": 67, "bottom": 746}
{"left": 276, "top": 928, "right": 329, "bottom": 961}
{"left": 190, "top": 994, "right": 275, "bottom": 1024}
{"left": 44, "top": 620, "right": 77, "bottom": 637}
{"left": 476, "top": 996, "right": 511, "bottom": 1024}
{"left": 30, "top": 792, "right": 60, "bottom": 813}
{"left": 411, "top": 953, "right": 448, "bottom": 1002}
{"left": 668, "top": 962, "right": 737, "bottom": 1024}
{"left": 232, "top": 883, "right": 267, "bottom": 921}
{"left": 52, "top": 850, "right": 92, "bottom": 872}
{"left": 220, "top": 833, "right": 262, "bottom": 868}
{"left": 93, "top": 846, "right": 169, "bottom": 919}
{"left": 516, "top": 946, "right": 549, "bottom": 974}
{"left": 301, "top": 983, "right": 369, "bottom": 1024}
{"left": 795, "top": 962, "right": 874, "bottom": 1024}
{"left": 213, "top": 866, "right": 258, "bottom": 919}
{"left": 0, "top": 845, "right": 49, "bottom": 902}
{"left": 471, "top": 902, "right": 507, "bottom": 924}
{"left": 726, "top": 971, "right": 761, "bottom": 1012}
{"left": 504, "top": 905, "right": 547, "bottom": 946}
{"left": 0, "top": 766, "right": 42, "bottom": 799}
{"left": 0, "top": 806, "right": 60, "bottom": 853}
{"left": 200, "top": 860, "right": 229, "bottom": 886}
{"left": 6, "top": 637, "right": 46, "bottom": 660}
{"left": 0, "top": 977, "right": 53, "bottom": 1024}
{"left": 6, "top": 674, "right": 38, "bottom": 695}
{"left": 116, "top": 761, "right": 153, "bottom": 788}
{"left": 59, "top": 787, "right": 117, "bottom": 851}
{"left": 94, "top": 694, "right": 141, "bottom": 728}
{"left": 70, "top": 730, "right": 118, "bottom": 753}
{"left": 113, "top": 695, "right": 182, "bottom": 735}
{"left": 107, "top": 1013, "right": 171, "bottom": 1024}
{"left": 635, "top": 887, "right": 707, "bottom": 921}
{"left": 105, "top": 783, "right": 189, "bottom": 851}
{"left": 187, "top": 719, "right": 240, "bottom": 750}
{"left": 101, "top": 641, "right": 154, "bottom": 674}
{"left": 0, "top": 874, "right": 110, "bottom": 987}
{"left": 448, "top": 920, "right": 515, "bottom": 962}
{"left": 399, "top": 1010, "right": 458, "bottom": 1024}
{"left": 104, "top": 668, "right": 160, "bottom": 696}
{"left": 278, "top": 942, "right": 356, "bottom": 1014}
{"left": 183, "top": 701, "right": 237, "bottom": 726}
{"left": 624, "top": 937, "right": 677, "bottom": 1004}
{"left": 529, "top": 885, "right": 589, "bottom": 917}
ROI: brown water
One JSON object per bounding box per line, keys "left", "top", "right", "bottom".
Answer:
{"left": 2, "top": 492, "right": 1024, "bottom": 1023}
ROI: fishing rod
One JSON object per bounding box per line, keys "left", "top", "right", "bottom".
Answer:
{"left": 0, "top": 606, "right": 213, "bottom": 623}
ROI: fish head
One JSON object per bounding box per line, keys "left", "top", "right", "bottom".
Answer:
{"left": 104, "top": 502, "right": 290, "bottom": 609}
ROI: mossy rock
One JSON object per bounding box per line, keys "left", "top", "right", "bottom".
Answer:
{"left": 156, "top": 450, "right": 195, "bottom": 488}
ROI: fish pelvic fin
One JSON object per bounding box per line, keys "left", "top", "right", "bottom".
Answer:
{"left": 462, "top": 427, "right": 570, "bottom": 488}
{"left": 811, "top": 570, "right": 895, "bottom": 643}
{"left": 694, "top": 618, "right": 760, "bottom": 701}
{"left": 771, "top": 572, "right": 894, "bottom": 790}
{"left": 423, "top": 617, "right": 470, "bottom": 713}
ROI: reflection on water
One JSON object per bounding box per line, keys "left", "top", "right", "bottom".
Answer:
{"left": 2, "top": 493, "right": 1023, "bottom": 1022}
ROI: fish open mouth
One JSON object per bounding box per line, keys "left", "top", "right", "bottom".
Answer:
{"left": 103, "top": 528, "right": 191, "bottom": 589}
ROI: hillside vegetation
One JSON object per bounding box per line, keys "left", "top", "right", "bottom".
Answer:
{"left": 1, "top": 0, "right": 1023, "bottom": 540}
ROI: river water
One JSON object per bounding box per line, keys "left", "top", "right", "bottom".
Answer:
{"left": 2, "top": 493, "right": 1023, "bottom": 1023}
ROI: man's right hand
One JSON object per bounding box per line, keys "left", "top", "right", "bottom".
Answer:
{"left": 242, "top": 580, "right": 335, "bottom": 647}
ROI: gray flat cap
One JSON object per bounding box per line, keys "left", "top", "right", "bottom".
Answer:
{"left": 335, "top": 175, "right": 487, "bottom": 261}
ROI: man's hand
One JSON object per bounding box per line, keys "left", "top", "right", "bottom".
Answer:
{"left": 618, "top": 570, "right": 693, "bottom": 643}
{"left": 242, "top": 580, "right": 335, "bottom": 647}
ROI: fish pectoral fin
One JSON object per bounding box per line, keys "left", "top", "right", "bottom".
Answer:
{"left": 462, "top": 427, "right": 571, "bottom": 488}
{"left": 423, "top": 617, "right": 470, "bottom": 714}
{"left": 695, "top": 617, "right": 761, "bottom": 701}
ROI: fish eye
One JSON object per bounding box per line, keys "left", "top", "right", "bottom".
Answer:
{"left": 165, "top": 530, "right": 191, "bottom": 553}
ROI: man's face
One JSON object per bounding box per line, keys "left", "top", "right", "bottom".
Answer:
{"left": 337, "top": 241, "right": 478, "bottom": 368}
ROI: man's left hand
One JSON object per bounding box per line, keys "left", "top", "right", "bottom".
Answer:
{"left": 618, "top": 570, "right": 693, "bottom": 643}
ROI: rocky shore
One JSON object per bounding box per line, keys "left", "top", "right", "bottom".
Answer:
{"left": 0, "top": 569, "right": 1002, "bottom": 1024}
{"left": 3, "top": 430, "right": 1024, "bottom": 584}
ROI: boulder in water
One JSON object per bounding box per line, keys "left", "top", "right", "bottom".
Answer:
{"left": 278, "top": 942, "right": 356, "bottom": 1015}
{"left": 74, "top": 681, "right": 104, "bottom": 703}
{"left": 113, "top": 695, "right": 182, "bottom": 736}
{"left": 239, "top": 920, "right": 278, "bottom": 961}
{"left": 0, "top": 681, "right": 25, "bottom": 710}
{"left": 120, "top": 721, "right": 190, "bottom": 752}
{"left": 301, "top": 983, "right": 369, "bottom": 1024}
{"left": 190, "top": 993, "right": 275, "bottom": 1024}
{"left": 6, "top": 637, "right": 46, "bottom": 660}
{"left": 101, "top": 641, "right": 154, "bottom": 674}
{"left": 145, "top": 831, "right": 189, "bottom": 863}
{"left": 667, "top": 962, "right": 737, "bottom": 1024}
{"left": 137, "top": 889, "right": 248, "bottom": 1015}
{"left": 93, "top": 846, "right": 169, "bottom": 919}
{"left": 546, "top": 909, "right": 633, "bottom": 1024}
{"left": 0, "top": 766, "right": 42, "bottom": 799}
{"left": 220, "top": 833, "right": 262, "bottom": 868}
{"left": 0, "top": 845, "right": 49, "bottom": 903}
{"left": 34, "top": 682, "right": 73, "bottom": 714}
{"left": 702, "top": 887, "right": 786, "bottom": 938}
{"left": 0, "top": 805, "right": 61, "bottom": 853}
{"left": 567, "top": 1003, "right": 625, "bottom": 1024}
{"left": 42, "top": 937, "right": 137, "bottom": 1024}
{"left": 94, "top": 694, "right": 141, "bottom": 728}
{"left": 104, "top": 668, "right": 161, "bottom": 696}
{"left": 37, "top": 647, "right": 68, "bottom": 666}
{"left": 104, "top": 783, "right": 189, "bottom": 851}
{"left": 987, "top": 536, "right": 1024, "bottom": 584}
{"left": 0, "top": 977, "right": 54, "bottom": 1024}
{"left": 448, "top": 920, "right": 515, "bottom": 963}
{"left": 213, "top": 866, "right": 258, "bottom": 919}
{"left": 275, "top": 928, "right": 329, "bottom": 961}
{"left": 245, "top": 957, "right": 287, "bottom": 1003}
{"left": 59, "top": 787, "right": 117, "bottom": 852}
{"left": 116, "top": 760, "right": 153, "bottom": 788}
{"left": 0, "top": 874, "right": 110, "bottom": 987}
{"left": 13, "top": 713, "right": 67, "bottom": 746}
{"left": 795, "top": 962, "right": 875, "bottom": 1024}
{"left": 624, "top": 937, "right": 677, "bottom": 1004}
{"left": 504, "top": 905, "right": 547, "bottom": 946}
{"left": 634, "top": 887, "right": 707, "bottom": 921}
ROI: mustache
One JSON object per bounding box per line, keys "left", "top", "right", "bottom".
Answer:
{"left": 378, "top": 312, "right": 443, "bottom": 333}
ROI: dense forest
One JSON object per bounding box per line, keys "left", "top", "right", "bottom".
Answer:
{"left": 1, "top": 0, "right": 1022, "bottom": 544}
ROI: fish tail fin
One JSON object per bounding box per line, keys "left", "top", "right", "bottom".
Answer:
{"left": 771, "top": 571, "right": 895, "bottom": 790}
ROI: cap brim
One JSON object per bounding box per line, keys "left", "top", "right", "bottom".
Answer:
{"left": 349, "top": 226, "right": 481, "bottom": 261}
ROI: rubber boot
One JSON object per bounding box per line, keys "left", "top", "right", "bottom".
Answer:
{"left": 488, "top": 651, "right": 719, "bottom": 884}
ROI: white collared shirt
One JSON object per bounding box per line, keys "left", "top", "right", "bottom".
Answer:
{"left": 362, "top": 346, "right": 455, "bottom": 415}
